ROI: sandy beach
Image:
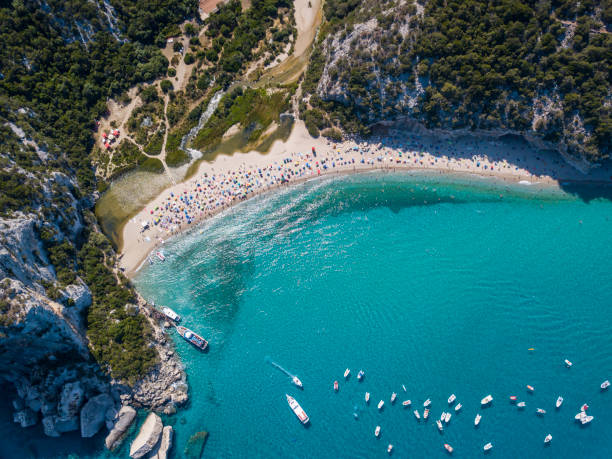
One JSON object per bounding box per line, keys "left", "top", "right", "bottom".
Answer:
{"left": 117, "top": 120, "right": 611, "bottom": 276}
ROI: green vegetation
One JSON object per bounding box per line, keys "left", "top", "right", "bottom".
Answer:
{"left": 79, "top": 232, "right": 157, "bottom": 383}
{"left": 192, "top": 87, "right": 291, "bottom": 150}
{"left": 303, "top": 0, "right": 611, "bottom": 160}
{"left": 109, "top": 140, "right": 164, "bottom": 178}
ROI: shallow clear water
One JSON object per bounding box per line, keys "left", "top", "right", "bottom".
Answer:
{"left": 7, "top": 172, "right": 612, "bottom": 458}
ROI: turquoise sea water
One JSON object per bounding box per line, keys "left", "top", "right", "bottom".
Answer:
{"left": 5, "top": 171, "right": 612, "bottom": 458}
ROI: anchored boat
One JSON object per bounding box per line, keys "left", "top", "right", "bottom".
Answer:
{"left": 161, "top": 306, "right": 181, "bottom": 323}
{"left": 176, "top": 326, "right": 208, "bottom": 350}
{"left": 286, "top": 394, "right": 309, "bottom": 425}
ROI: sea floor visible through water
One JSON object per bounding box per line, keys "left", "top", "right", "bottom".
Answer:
{"left": 5, "top": 171, "right": 612, "bottom": 458}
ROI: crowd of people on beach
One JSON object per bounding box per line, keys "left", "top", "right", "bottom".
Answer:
{"left": 130, "top": 133, "right": 597, "bottom": 257}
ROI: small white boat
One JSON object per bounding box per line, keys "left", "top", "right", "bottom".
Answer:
{"left": 423, "top": 408, "right": 430, "bottom": 419}
{"left": 582, "top": 415, "right": 594, "bottom": 424}
{"left": 575, "top": 411, "right": 594, "bottom": 424}
{"left": 454, "top": 403, "right": 462, "bottom": 412}
{"left": 156, "top": 251, "right": 165, "bottom": 261}
{"left": 375, "top": 425, "right": 381, "bottom": 437}
{"left": 474, "top": 413, "right": 481, "bottom": 426}
{"left": 544, "top": 434, "right": 552, "bottom": 444}
{"left": 526, "top": 385, "right": 534, "bottom": 392}
{"left": 286, "top": 394, "right": 309, "bottom": 425}
{"left": 564, "top": 359, "right": 573, "bottom": 367}
{"left": 161, "top": 306, "right": 181, "bottom": 322}
{"left": 484, "top": 442, "right": 493, "bottom": 451}
{"left": 357, "top": 370, "right": 364, "bottom": 381}
{"left": 444, "top": 412, "right": 451, "bottom": 423}
{"left": 402, "top": 384, "right": 407, "bottom": 392}
{"left": 555, "top": 396, "right": 563, "bottom": 408}
{"left": 448, "top": 394, "right": 456, "bottom": 404}
{"left": 536, "top": 408, "right": 546, "bottom": 415}
{"left": 444, "top": 443, "right": 453, "bottom": 454}
{"left": 440, "top": 412, "right": 446, "bottom": 421}
{"left": 387, "top": 444, "right": 393, "bottom": 454}
{"left": 344, "top": 368, "right": 350, "bottom": 379}
{"left": 390, "top": 392, "right": 397, "bottom": 403}
{"left": 365, "top": 392, "right": 370, "bottom": 403}
{"left": 292, "top": 376, "right": 303, "bottom": 388}
{"left": 378, "top": 400, "right": 384, "bottom": 410}
{"left": 414, "top": 410, "right": 420, "bottom": 420}
{"left": 437, "top": 419, "right": 444, "bottom": 431}
{"left": 402, "top": 400, "right": 411, "bottom": 407}
{"left": 481, "top": 395, "right": 493, "bottom": 406}
{"left": 601, "top": 380, "right": 610, "bottom": 390}
{"left": 517, "top": 401, "right": 526, "bottom": 408}
{"left": 423, "top": 398, "right": 431, "bottom": 407}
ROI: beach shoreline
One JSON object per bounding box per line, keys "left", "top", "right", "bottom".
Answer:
{"left": 117, "top": 120, "right": 611, "bottom": 277}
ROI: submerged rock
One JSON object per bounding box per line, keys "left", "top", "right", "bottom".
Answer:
{"left": 80, "top": 393, "right": 114, "bottom": 438}
{"left": 13, "top": 408, "right": 37, "bottom": 427}
{"left": 129, "top": 412, "right": 163, "bottom": 458}
{"left": 105, "top": 405, "right": 137, "bottom": 450}
{"left": 184, "top": 431, "right": 208, "bottom": 459}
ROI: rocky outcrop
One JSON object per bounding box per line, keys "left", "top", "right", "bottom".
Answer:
{"left": 129, "top": 412, "right": 163, "bottom": 459}
{"left": 80, "top": 392, "right": 115, "bottom": 437}
{"left": 105, "top": 405, "right": 137, "bottom": 450}
{"left": 148, "top": 425, "right": 173, "bottom": 459}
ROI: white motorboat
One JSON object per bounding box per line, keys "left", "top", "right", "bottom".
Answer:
{"left": 555, "top": 396, "right": 563, "bottom": 408}
{"left": 564, "top": 359, "right": 573, "bottom": 367}
{"left": 448, "top": 394, "right": 456, "bottom": 404}
{"left": 375, "top": 425, "right": 381, "bottom": 437}
{"left": 390, "top": 392, "right": 397, "bottom": 403}
{"left": 378, "top": 400, "right": 384, "bottom": 410}
{"left": 286, "top": 394, "right": 309, "bottom": 425}
{"left": 601, "top": 380, "right": 610, "bottom": 390}
{"left": 402, "top": 384, "right": 407, "bottom": 392}
{"left": 440, "top": 411, "right": 446, "bottom": 421}
{"left": 481, "top": 395, "right": 493, "bottom": 406}
{"left": 517, "top": 401, "right": 526, "bottom": 408}
{"left": 423, "top": 398, "right": 431, "bottom": 407}
{"left": 575, "top": 411, "right": 594, "bottom": 424}
{"left": 474, "top": 413, "right": 481, "bottom": 426}
{"left": 161, "top": 306, "right": 181, "bottom": 322}
{"left": 444, "top": 412, "right": 451, "bottom": 423}
{"left": 156, "top": 251, "right": 165, "bottom": 261}
{"left": 387, "top": 444, "right": 393, "bottom": 454}
{"left": 454, "top": 403, "right": 462, "bottom": 412}
{"left": 292, "top": 376, "right": 303, "bottom": 388}
{"left": 436, "top": 419, "right": 444, "bottom": 431}
{"left": 536, "top": 408, "right": 546, "bottom": 415}
{"left": 423, "top": 408, "right": 430, "bottom": 419}
{"left": 357, "top": 370, "right": 364, "bottom": 380}
{"left": 414, "top": 410, "right": 420, "bottom": 420}
{"left": 544, "top": 434, "right": 552, "bottom": 444}
{"left": 402, "top": 400, "right": 411, "bottom": 407}
{"left": 444, "top": 443, "right": 453, "bottom": 454}
{"left": 365, "top": 392, "right": 370, "bottom": 403}
{"left": 484, "top": 443, "right": 493, "bottom": 451}
{"left": 344, "top": 368, "right": 350, "bottom": 379}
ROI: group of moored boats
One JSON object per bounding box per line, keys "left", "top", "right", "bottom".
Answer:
{"left": 332, "top": 359, "right": 610, "bottom": 455}
{"left": 156, "top": 303, "right": 209, "bottom": 350}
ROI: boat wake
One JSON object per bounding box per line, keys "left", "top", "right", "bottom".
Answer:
{"left": 266, "top": 356, "right": 301, "bottom": 387}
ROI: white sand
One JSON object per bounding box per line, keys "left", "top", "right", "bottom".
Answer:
{"left": 117, "top": 120, "right": 609, "bottom": 276}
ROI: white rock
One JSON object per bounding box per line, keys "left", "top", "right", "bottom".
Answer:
{"left": 148, "top": 425, "right": 173, "bottom": 459}
{"left": 129, "top": 412, "right": 163, "bottom": 458}
{"left": 105, "top": 405, "right": 137, "bottom": 450}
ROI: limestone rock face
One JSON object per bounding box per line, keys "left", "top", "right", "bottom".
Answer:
{"left": 105, "top": 405, "right": 137, "bottom": 450}
{"left": 129, "top": 412, "right": 163, "bottom": 458}
{"left": 80, "top": 393, "right": 115, "bottom": 438}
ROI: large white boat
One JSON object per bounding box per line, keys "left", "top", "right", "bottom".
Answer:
{"left": 555, "top": 396, "right": 563, "bottom": 408}
{"left": 474, "top": 414, "right": 481, "bottom": 426}
{"left": 575, "top": 411, "right": 594, "bottom": 424}
{"left": 286, "top": 394, "right": 309, "bottom": 425}
{"left": 448, "top": 394, "right": 456, "bottom": 404}
{"left": 176, "top": 326, "right": 208, "bottom": 350}
{"left": 423, "top": 408, "right": 430, "bottom": 419}
{"left": 481, "top": 395, "right": 493, "bottom": 406}
{"left": 402, "top": 400, "right": 411, "bottom": 407}
{"left": 444, "top": 412, "right": 451, "bottom": 423}
{"left": 423, "top": 398, "right": 431, "bottom": 407}
{"left": 484, "top": 443, "right": 493, "bottom": 451}
{"left": 161, "top": 306, "right": 181, "bottom": 322}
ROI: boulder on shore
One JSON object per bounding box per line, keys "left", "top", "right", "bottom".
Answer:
{"left": 80, "top": 393, "right": 114, "bottom": 438}
{"left": 105, "top": 405, "right": 137, "bottom": 450}
{"left": 129, "top": 412, "right": 163, "bottom": 458}
{"left": 148, "top": 425, "right": 173, "bottom": 459}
